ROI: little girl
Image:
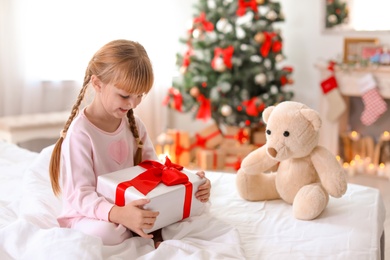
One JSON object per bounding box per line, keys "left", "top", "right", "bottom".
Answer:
{"left": 49, "top": 39, "right": 211, "bottom": 246}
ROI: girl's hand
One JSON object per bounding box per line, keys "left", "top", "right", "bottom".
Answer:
{"left": 109, "top": 198, "right": 159, "bottom": 239}
{"left": 195, "top": 171, "right": 211, "bottom": 203}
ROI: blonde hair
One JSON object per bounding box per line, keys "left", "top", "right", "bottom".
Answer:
{"left": 49, "top": 39, "right": 154, "bottom": 196}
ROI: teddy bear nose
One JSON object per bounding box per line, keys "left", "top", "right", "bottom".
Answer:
{"left": 268, "top": 147, "right": 277, "bottom": 157}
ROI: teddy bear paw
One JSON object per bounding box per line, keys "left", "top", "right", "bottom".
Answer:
{"left": 292, "top": 184, "right": 329, "bottom": 220}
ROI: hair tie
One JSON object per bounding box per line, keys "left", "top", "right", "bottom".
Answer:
{"left": 136, "top": 138, "right": 143, "bottom": 148}
{"left": 60, "top": 130, "right": 67, "bottom": 139}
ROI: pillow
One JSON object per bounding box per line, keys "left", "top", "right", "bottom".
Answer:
{"left": 19, "top": 145, "right": 63, "bottom": 228}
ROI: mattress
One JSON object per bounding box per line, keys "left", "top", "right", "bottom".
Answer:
{"left": 0, "top": 141, "right": 386, "bottom": 259}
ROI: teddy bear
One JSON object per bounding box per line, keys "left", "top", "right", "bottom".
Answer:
{"left": 236, "top": 101, "right": 347, "bottom": 220}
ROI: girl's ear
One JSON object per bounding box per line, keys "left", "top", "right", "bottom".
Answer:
{"left": 91, "top": 75, "right": 103, "bottom": 92}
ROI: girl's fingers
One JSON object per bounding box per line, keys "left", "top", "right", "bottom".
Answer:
{"left": 196, "top": 171, "right": 205, "bottom": 178}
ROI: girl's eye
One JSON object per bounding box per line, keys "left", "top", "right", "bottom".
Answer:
{"left": 120, "top": 95, "right": 130, "bottom": 99}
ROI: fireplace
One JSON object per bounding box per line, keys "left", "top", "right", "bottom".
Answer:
{"left": 317, "top": 65, "right": 390, "bottom": 177}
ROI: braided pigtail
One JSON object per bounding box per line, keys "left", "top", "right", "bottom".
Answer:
{"left": 49, "top": 74, "right": 91, "bottom": 196}
{"left": 127, "top": 109, "right": 143, "bottom": 165}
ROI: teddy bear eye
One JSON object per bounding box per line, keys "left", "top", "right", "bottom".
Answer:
{"left": 283, "top": 131, "right": 290, "bottom": 137}
{"left": 266, "top": 129, "right": 271, "bottom": 135}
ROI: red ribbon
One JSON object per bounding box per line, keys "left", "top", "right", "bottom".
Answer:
{"left": 194, "top": 129, "right": 222, "bottom": 148}
{"left": 236, "top": 128, "right": 249, "bottom": 144}
{"left": 115, "top": 157, "right": 193, "bottom": 219}
{"left": 174, "top": 132, "right": 192, "bottom": 164}
{"left": 211, "top": 46, "right": 234, "bottom": 70}
{"left": 225, "top": 157, "right": 242, "bottom": 171}
{"left": 224, "top": 128, "right": 249, "bottom": 144}
{"left": 260, "top": 32, "right": 282, "bottom": 57}
{"left": 196, "top": 94, "right": 211, "bottom": 121}
{"left": 236, "top": 0, "right": 258, "bottom": 16}
{"left": 213, "top": 151, "right": 217, "bottom": 169}
{"left": 162, "top": 88, "right": 183, "bottom": 112}
{"left": 193, "top": 12, "right": 214, "bottom": 32}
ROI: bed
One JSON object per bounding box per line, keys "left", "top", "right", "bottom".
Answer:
{"left": 0, "top": 140, "right": 386, "bottom": 259}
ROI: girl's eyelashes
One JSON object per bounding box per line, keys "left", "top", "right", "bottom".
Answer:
{"left": 119, "top": 93, "right": 145, "bottom": 99}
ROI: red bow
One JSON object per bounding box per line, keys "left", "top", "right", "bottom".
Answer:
{"left": 241, "top": 97, "right": 265, "bottom": 117}
{"left": 282, "top": 66, "right": 294, "bottom": 73}
{"left": 211, "top": 46, "right": 234, "bottom": 69}
{"left": 182, "top": 48, "right": 193, "bottom": 68}
{"left": 236, "top": 0, "right": 258, "bottom": 16}
{"left": 162, "top": 88, "right": 183, "bottom": 112}
{"left": 115, "top": 157, "right": 188, "bottom": 206}
{"left": 327, "top": 61, "right": 336, "bottom": 72}
{"left": 193, "top": 12, "right": 214, "bottom": 32}
{"left": 260, "top": 32, "right": 282, "bottom": 57}
{"left": 196, "top": 94, "right": 211, "bottom": 121}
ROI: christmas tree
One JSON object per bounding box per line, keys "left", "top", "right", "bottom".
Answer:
{"left": 164, "top": 0, "right": 294, "bottom": 128}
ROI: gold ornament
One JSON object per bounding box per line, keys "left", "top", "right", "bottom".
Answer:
{"left": 254, "top": 32, "right": 265, "bottom": 44}
{"left": 190, "top": 87, "right": 200, "bottom": 97}
{"left": 180, "top": 66, "right": 188, "bottom": 74}
{"left": 256, "top": 0, "right": 265, "bottom": 4}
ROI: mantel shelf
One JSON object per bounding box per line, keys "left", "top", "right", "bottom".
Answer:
{"left": 317, "top": 65, "right": 390, "bottom": 99}
{"left": 316, "top": 65, "right": 390, "bottom": 156}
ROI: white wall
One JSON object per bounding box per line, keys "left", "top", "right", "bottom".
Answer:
{"left": 168, "top": 0, "right": 390, "bottom": 133}
{"left": 280, "top": 0, "right": 390, "bottom": 111}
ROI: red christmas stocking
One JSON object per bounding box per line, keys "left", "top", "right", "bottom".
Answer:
{"left": 358, "top": 74, "right": 388, "bottom": 126}
{"left": 320, "top": 75, "right": 346, "bottom": 121}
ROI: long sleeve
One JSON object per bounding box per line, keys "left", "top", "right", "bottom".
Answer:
{"left": 57, "top": 109, "right": 157, "bottom": 227}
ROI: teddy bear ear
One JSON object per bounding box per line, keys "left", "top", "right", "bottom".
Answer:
{"left": 262, "top": 106, "right": 275, "bottom": 124}
{"left": 300, "top": 108, "right": 322, "bottom": 131}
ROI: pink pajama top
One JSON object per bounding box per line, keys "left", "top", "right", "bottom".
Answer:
{"left": 57, "top": 108, "right": 158, "bottom": 228}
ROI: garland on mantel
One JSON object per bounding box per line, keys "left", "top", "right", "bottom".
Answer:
{"left": 326, "top": 0, "right": 349, "bottom": 28}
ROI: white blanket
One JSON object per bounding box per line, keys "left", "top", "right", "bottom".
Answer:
{"left": 0, "top": 145, "right": 245, "bottom": 260}
{"left": 0, "top": 142, "right": 386, "bottom": 259}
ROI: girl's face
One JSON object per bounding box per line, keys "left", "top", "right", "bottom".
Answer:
{"left": 100, "top": 82, "right": 145, "bottom": 119}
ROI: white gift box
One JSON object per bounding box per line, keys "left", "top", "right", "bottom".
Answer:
{"left": 97, "top": 162, "right": 206, "bottom": 233}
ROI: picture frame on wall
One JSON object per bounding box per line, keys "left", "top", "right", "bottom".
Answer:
{"left": 343, "top": 38, "right": 379, "bottom": 63}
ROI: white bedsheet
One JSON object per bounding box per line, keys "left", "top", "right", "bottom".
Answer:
{"left": 0, "top": 141, "right": 386, "bottom": 259}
